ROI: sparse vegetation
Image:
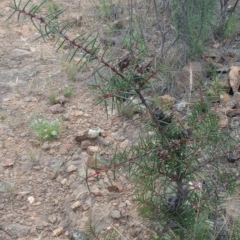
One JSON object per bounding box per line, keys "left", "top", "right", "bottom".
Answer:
{"left": 46, "top": 0, "right": 61, "bottom": 13}
{"left": 48, "top": 92, "right": 57, "bottom": 104}
{"left": 206, "top": 76, "right": 226, "bottom": 101}
{"left": 63, "top": 84, "right": 74, "bottom": 97}
{"left": 61, "top": 60, "right": 79, "bottom": 81}
{"left": 31, "top": 118, "right": 60, "bottom": 140}
{"left": 224, "top": 13, "right": 240, "bottom": 37}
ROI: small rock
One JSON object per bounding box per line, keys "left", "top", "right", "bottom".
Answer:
{"left": 52, "top": 227, "right": 64, "bottom": 237}
{"left": 48, "top": 172, "right": 58, "bottom": 180}
{"left": 27, "top": 196, "right": 34, "bottom": 204}
{"left": 3, "top": 159, "right": 15, "bottom": 167}
{"left": 72, "top": 153, "right": 80, "bottom": 161}
{"left": 6, "top": 223, "right": 30, "bottom": 237}
{"left": 59, "top": 147, "right": 68, "bottom": 155}
{"left": 63, "top": 113, "right": 70, "bottom": 121}
{"left": 42, "top": 142, "right": 50, "bottom": 150}
{"left": 81, "top": 140, "right": 92, "bottom": 150}
{"left": 87, "top": 153, "right": 108, "bottom": 169}
{"left": 100, "top": 130, "right": 109, "bottom": 137}
{"left": 119, "top": 140, "right": 130, "bottom": 149}
{"left": 110, "top": 210, "right": 121, "bottom": 219}
{"left": 90, "top": 186, "right": 101, "bottom": 196}
{"left": 69, "top": 229, "right": 89, "bottom": 240}
{"left": 71, "top": 201, "right": 81, "bottom": 210}
{"left": 75, "top": 131, "right": 92, "bottom": 142}
{"left": 55, "top": 96, "right": 66, "bottom": 104}
{"left": 88, "top": 128, "right": 101, "bottom": 138}
{"left": 61, "top": 178, "right": 68, "bottom": 185}
{"left": 67, "top": 165, "right": 78, "bottom": 173}
{"left": 173, "top": 100, "right": 188, "bottom": 111}
{"left": 82, "top": 202, "right": 90, "bottom": 211}
{"left": 71, "top": 110, "right": 84, "bottom": 116}
{"left": 23, "top": 97, "right": 32, "bottom": 102}
{"left": 107, "top": 182, "right": 124, "bottom": 192}
{"left": 85, "top": 168, "right": 96, "bottom": 179}
{"left": 60, "top": 143, "right": 73, "bottom": 154}
{"left": 87, "top": 145, "right": 100, "bottom": 155}
{"left": 48, "top": 104, "right": 64, "bottom": 114}
{"left": 48, "top": 215, "right": 57, "bottom": 224}
{"left": 29, "top": 139, "right": 41, "bottom": 147}
{"left": 119, "top": 202, "right": 126, "bottom": 208}
{"left": 12, "top": 48, "right": 32, "bottom": 58}
{"left": 29, "top": 47, "right": 36, "bottom": 52}
{"left": 230, "top": 116, "right": 240, "bottom": 129}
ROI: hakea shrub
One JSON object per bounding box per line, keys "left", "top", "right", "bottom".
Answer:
{"left": 7, "top": 1, "right": 240, "bottom": 239}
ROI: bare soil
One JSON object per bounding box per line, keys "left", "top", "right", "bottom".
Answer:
{"left": 0, "top": 1, "right": 146, "bottom": 239}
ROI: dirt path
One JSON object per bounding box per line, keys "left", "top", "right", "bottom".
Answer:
{"left": 0, "top": 1, "right": 145, "bottom": 239}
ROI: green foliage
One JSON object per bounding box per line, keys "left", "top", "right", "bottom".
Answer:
{"left": 61, "top": 60, "right": 79, "bottom": 81}
{"left": 117, "top": 98, "right": 237, "bottom": 239}
{"left": 63, "top": 85, "right": 74, "bottom": 97}
{"left": 170, "top": 0, "right": 218, "bottom": 59}
{"left": 48, "top": 92, "right": 57, "bottom": 104}
{"left": 46, "top": 0, "right": 61, "bottom": 13}
{"left": 31, "top": 118, "right": 60, "bottom": 140}
{"left": 224, "top": 13, "right": 240, "bottom": 38}
{"left": 98, "top": 0, "right": 113, "bottom": 20}
{"left": 206, "top": 76, "right": 226, "bottom": 101}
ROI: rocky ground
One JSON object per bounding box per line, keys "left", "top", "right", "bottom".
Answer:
{"left": 0, "top": 1, "right": 148, "bottom": 239}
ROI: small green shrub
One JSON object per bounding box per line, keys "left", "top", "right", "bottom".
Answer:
{"left": 170, "top": 0, "right": 218, "bottom": 59}
{"left": 63, "top": 85, "right": 74, "bottom": 97}
{"left": 206, "top": 76, "right": 226, "bottom": 101}
{"left": 31, "top": 118, "right": 60, "bottom": 140}
{"left": 48, "top": 92, "right": 57, "bottom": 104}
{"left": 46, "top": 0, "right": 61, "bottom": 13}
{"left": 62, "top": 61, "right": 79, "bottom": 81}
{"left": 224, "top": 13, "right": 240, "bottom": 38}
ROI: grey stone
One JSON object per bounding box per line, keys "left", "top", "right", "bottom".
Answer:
{"left": 6, "top": 223, "right": 30, "bottom": 237}
{"left": 48, "top": 214, "right": 57, "bottom": 224}
{"left": 173, "top": 100, "right": 188, "bottom": 111}
{"left": 49, "top": 157, "right": 63, "bottom": 172}
{"left": 72, "top": 153, "right": 80, "bottom": 161}
{"left": 87, "top": 128, "right": 101, "bottom": 138}
{"left": 67, "top": 165, "right": 78, "bottom": 173}
{"left": 63, "top": 113, "right": 70, "bottom": 121}
{"left": 12, "top": 49, "right": 32, "bottom": 59}
{"left": 42, "top": 142, "right": 50, "bottom": 150}
{"left": 69, "top": 229, "right": 89, "bottom": 240}
{"left": 110, "top": 210, "right": 121, "bottom": 219}
{"left": 48, "top": 104, "right": 64, "bottom": 114}
{"left": 23, "top": 97, "right": 32, "bottom": 102}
